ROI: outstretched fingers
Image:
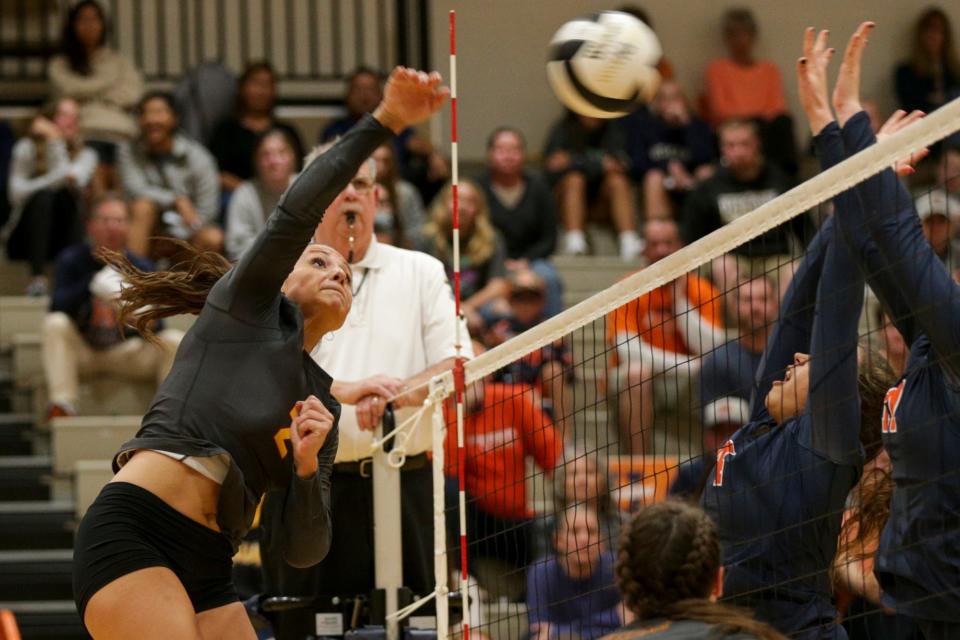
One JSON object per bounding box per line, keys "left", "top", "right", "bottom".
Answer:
{"left": 834, "top": 21, "right": 875, "bottom": 126}
{"left": 797, "top": 27, "right": 835, "bottom": 135}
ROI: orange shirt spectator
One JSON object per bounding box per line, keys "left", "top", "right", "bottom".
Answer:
{"left": 444, "top": 382, "right": 562, "bottom": 521}
{"left": 607, "top": 273, "right": 723, "bottom": 358}
{"left": 703, "top": 58, "right": 787, "bottom": 128}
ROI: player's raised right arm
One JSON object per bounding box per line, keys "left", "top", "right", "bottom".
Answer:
{"left": 209, "top": 68, "right": 447, "bottom": 322}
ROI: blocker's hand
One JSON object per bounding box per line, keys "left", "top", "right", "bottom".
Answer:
{"left": 291, "top": 395, "right": 334, "bottom": 478}
{"left": 373, "top": 67, "right": 449, "bottom": 134}
{"left": 876, "top": 109, "right": 929, "bottom": 177}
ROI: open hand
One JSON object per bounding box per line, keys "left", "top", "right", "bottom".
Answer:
{"left": 290, "top": 395, "right": 334, "bottom": 478}
{"left": 373, "top": 67, "right": 449, "bottom": 134}
{"left": 796, "top": 27, "right": 834, "bottom": 135}
{"left": 876, "top": 109, "right": 929, "bottom": 177}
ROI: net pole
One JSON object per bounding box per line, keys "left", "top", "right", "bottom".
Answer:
{"left": 431, "top": 380, "right": 449, "bottom": 640}
{"left": 449, "top": 10, "right": 471, "bottom": 640}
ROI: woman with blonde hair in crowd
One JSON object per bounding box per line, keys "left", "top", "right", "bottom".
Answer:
{"left": 418, "top": 178, "right": 509, "bottom": 328}
{"left": 48, "top": 0, "right": 143, "bottom": 189}
{"left": 4, "top": 97, "right": 98, "bottom": 295}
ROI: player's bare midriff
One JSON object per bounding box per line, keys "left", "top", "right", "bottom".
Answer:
{"left": 111, "top": 450, "right": 222, "bottom": 532}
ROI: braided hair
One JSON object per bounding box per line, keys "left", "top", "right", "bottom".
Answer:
{"left": 615, "top": 501, "right": 786, "bottom": 640}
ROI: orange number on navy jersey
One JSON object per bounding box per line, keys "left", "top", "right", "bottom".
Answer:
{"left": 713, "top": 440, "right": 737, "bottom": 487}
{"left": 882, "top": 380, "right": 906, "bottom": 434}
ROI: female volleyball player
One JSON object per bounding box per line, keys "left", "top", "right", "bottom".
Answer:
{"left": 71, "top": 67, "right": 448, "bottom": 639}
{"left": 609, "top": 500, "right": 785, "bottom": 640}
{"left": 699, "top": 183, "right": 895, "bottom": 637}
{"left": 797, "top": 22, "right": 960, "bottom": 640}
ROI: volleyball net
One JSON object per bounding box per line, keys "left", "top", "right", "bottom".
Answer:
{"left": 410, "top": 98, "right": 960, "bottom": 640}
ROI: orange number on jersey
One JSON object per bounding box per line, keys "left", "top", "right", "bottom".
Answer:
{"left": 273, "top": 406, "right": 301, "bottom": 459}
{"left": 882, "top": 380, "right": 906, "bottom": 434}
{"left": 713, "top": 440, "right": 737, "bottom": 487}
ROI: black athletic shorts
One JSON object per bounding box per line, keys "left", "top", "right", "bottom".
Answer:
{"left": 73, "top": 481, "right": 238, "bottom": 622}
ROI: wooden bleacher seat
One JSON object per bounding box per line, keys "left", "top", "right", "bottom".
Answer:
{"left": 73, "top": 460, "right": 113, "bottom": 519}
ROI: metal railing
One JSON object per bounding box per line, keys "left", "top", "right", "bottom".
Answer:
{"left": 0, "top": 0, "right": 430, "bottom": 104}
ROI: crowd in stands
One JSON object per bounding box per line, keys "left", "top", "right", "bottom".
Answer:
{"left": 0, "top": 2, "right": 958, "bottom": 638}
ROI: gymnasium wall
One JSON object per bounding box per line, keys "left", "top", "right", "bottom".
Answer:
{"left": 427, "top": 1, "right": 957, "bottom": 162}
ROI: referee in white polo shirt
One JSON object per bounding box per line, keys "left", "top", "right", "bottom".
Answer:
{"left": 260, "top": 143, "right": 470, "bottom": 636}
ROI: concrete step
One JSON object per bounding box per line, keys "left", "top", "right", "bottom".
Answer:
{"left": 0, "top": 600, "right": 88, "bottom": 639}
{"left": 74, "top": 460, "right": 113, "bottom": 519}
{"left": 0, "top": 413, "right": 34, "bottom": 456}
{"left": 0, "top": 501, "right": 74, "bottom": 550}
{"left": 0, "top": 455, "right": 51, "bottom": 501}
{"left": 50, "top": 416, "right": 141, "bottom": 476}
{"left": 0, "top": 550, "right": 73, "bottom": 601}
{"left": 0, "top": 296, "right": 48, "bottom": 348}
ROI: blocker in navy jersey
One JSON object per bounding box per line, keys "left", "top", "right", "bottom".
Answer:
{"left": 815, "top": 111, "right": 960, "bottom": 629}
{"left": 701, "top": 214, "right": 865, "bottom": 640}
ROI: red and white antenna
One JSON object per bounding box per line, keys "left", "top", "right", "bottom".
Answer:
{"left": 449, "top": 9, "right": 471, "bottom": 640}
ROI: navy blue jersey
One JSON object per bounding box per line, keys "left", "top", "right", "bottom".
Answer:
{"left": 702, "top": 213, "right": 865, "bottom": 639}
{"left": 816, "top": 112, "right": 960, "bottom": 623}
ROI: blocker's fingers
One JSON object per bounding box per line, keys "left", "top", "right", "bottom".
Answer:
{"left": 803, "top": 26, "right": 816, "bottom": 59}
{"left": 814, "top": 28, "right": 829, "bottom": 56}
{"left": 428, "top": 71, "right": 442, "bottom": 86}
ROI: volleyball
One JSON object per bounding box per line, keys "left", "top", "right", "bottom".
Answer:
{"left": 546, "top": 11, "right": 663, "bottom": 119}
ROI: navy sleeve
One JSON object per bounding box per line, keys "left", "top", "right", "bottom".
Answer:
{"left": 278, "top": 425, "right": 338, "bottom": 568}
{"left": 841, "top": 114, "right": 960, "bottom": 378}
{"left": 207, "top": 115, "right": 392, "bottom": 324}
{"left": 812, "top": 117, "right": 920, "bottom": 345}
{"left": 748, "top": 218, "right": 832, "bottom": 423}
{"left": 806, "top": 209, "right": 865, "bottom": 465}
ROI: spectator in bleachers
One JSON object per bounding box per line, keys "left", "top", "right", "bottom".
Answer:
{"left": 4, "top": 98, "right": 97, "bottom": 296}
{"left": 527, "top": 504, "right": 624, "bottom": 640}
{"left": 553, "top": 452, "right": 620, "bottom": 535}
{"left": 895, "top": 7, "right": 960, "bottom": 116}
{"left": 608, "top": 500, "right": 785, "bottom": 640}
{"left": 321, "top": 66, "right": 449, "bottom": 203}
{"left": 915, "top": 189, "right": 960, "bottom": 275}
{"left": 623, "top": 81, "right": 716, "bottom": 220}
{"left": 479, "top": 127, "right": 564, "bottom": 317}
{"left": 699, "top": 275, "right": 776, "bottom": 423}
{"left": 444, "top": 342, "right": 563, "bottom": 590}
{"left": 480, "top": 269, "right": 573, "bottom": 434}
{"left": 224, "top": 128, "right": 298, "bottom": 260}
{"left": 119, "top": 92, "right": 222, "bottom": 257}
{"left": 209, "top": 61, "right": 304, "bottom": 207}
{"left": 607, "top": 219, "right": 725, "bottom": 454}
{"left": 616, "top": 5, "right": 674, "bottom": 81}
{"left": 42, "top": 192, "right": 181, "bottom": 419}
{"left": 544, "top": 110, "right": 642, "bottom": 260}
{"left": 681, "top": 120, "right": 803, "bottom": 294}
{"left": 419, "top": 179, "right": 510, "bottom": 330}
{"left": 48, "top": 0, "right": 143, "bottom": 191}
{"left": 702, "top": 8, "right": 797, "bottom": 176}
{"left": 371, "top": 142, "right": 424, "bottom": 243}
{"left": 941, "top": 145, "right": 960, "bottom": 197}
{"left": 0, "top": 121, "right": 13, "bottom": 228}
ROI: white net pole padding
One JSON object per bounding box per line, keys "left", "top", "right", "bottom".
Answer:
{"left": 456, "top": 97, "right": 960, "bottom": 385}
{"left": 431, "top": 379, "right": 450, "bottom": 640}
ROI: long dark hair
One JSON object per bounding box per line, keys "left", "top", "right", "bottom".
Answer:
{"left": 616, "top": 500, "right": 786, "bottom": 640}
{"left": 909, "top": 7, "right": 960, "bottom": 81}
{"left": 60, "top": 0, "right": 108, "bottom": 75}
{"left": 97, "top": 240, "right": 231, "bottom": 341}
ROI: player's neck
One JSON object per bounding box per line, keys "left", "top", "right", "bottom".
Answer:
{"left": 740, "top": 329, "right": 768, "bottom": 353}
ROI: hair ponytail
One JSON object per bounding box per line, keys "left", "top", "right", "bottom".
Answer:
{"left": 97, "top": 241, "right": 231, "bottom": 341}
{"left": 616, "top": 501, "right": 786, "bottom": 640}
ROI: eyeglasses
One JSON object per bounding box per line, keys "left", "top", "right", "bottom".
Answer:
{"left": 349, "top": 177, "right": 376, "bottom": 194}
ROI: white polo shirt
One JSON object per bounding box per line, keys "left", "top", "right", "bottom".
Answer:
{"left": 311, "top": 236, "right": 472, "bottom": 462}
